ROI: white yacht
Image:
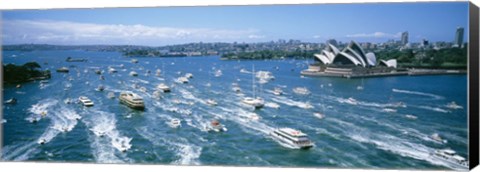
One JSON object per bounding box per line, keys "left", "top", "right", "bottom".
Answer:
{"left": 293, "top": 87, "right": 311, "bottom": 95}
{"left": 243, "top": 65, "right": 264, "bottom": 109}
{"left": 169, "top": 118, "right": 181, "bottom": 128}
{"left": 155, "top": 69, "right": 161, "bottom": 76}
{"left": 185, "top": 73, "right": 194, "bottom": 78}
{"left": 56, "top": 67, "right": 69, "bottom": 73}
{"left": 119, "top": 92, "right": 145, "bottom": 110}
{"left": 157, "top": 83, "right": 171, "bottom": 92}
{"left": 107, "top": 92, "right": 115, "bottom": 99}
{"left": 205, "top": 120, "right": 227, "bottom": 132}
{"left": 446, "top": 101, "right": 463, "bottom": 109}
{"left": 270, "top": 128, "right": 314, "bottom": 149}
{"left": 177, "top": 77, "right": 189, "bottom": 84}
{"left": 356, "top": 86, "right": 364, "bottom": 90}
{"left": 78, "top": 96, "right": 94, "bottom": 107}
{"left": 232, "top": 86, "right": 242, "bottom": 93}
{"left": 431, "top": 149, "right": 469, "bottom": 169}
{"left": 131, "top": 59, "right": 138, "bottom": 63}
{"left": 129, "top": 71, "right": 138, "bottom": 76}
{"left": 243, "top": 97, "right": 265, "bottom": 109}
{"left": 214, "top": 70, "right": 223, "bottom": 77}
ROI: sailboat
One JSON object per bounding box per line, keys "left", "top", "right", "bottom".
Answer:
{"left": 242, "top": 65, "right": 264, "bottom": 109}
{"left": 357, "top": 78, "right": 364, "bottom": 90}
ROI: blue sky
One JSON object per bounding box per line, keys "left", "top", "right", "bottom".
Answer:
{"left": 2, "top": 2, "right": 469, "bottom": 46}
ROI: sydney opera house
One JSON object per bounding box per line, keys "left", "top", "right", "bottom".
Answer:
{"left": 302, "top": 40, "right": 401, "bottom": 78}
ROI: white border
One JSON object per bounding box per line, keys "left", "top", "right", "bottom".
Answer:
{"left": 0, "top": 0, "right": 478, "bottom": 172}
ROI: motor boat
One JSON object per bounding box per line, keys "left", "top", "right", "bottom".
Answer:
{"left": 131, "top": 59, "right": 139, "bottom": 63}
{"left": 273, "top": 87, "right": 283, "bottom": 96}
{"left": 56, "top": 67, "right": 69, "bottom": 73}
{"left": 78, "top": 96, "right": 94, "bottom": 107}
{"left": 205, "top": 120, "right": 227, "bottom": 132}
{"left": 38, "top": 138, "right": 47, "bottom": 145}
{"left": 5, "top": 98, "right": 17, "bottom": 104}
{"left": 206, "top": 99, "right": 218, "bottom": 106}
{"left": 430, "top": 133, "right": 448, "bottom": 144}
{"left": 129, "top": 71, "right": 138, "bottom": 76}
{"left": 446, "top": 101, "right": 463, "bottom": 109}
{"left": 293, "top": 87, "right": 311, "bottom": 95}
{"left": 345, "top": 97, "right": 358, "bottom": 105}
{"left": 96, "top": 85, "right": 105, "bottom": 92}
{"left": 108, "top": 67, "right": 117, "bottom": 73}
{"left": 157, "top": 83, "right": 171, "bottom": 92}
{"left": 176, "top": 77, "right": 189, "bottom": 84}
{"left": 356, "top": 86, "right": 364, "bottom": 90}
{"left": 242, "top": 97, "right": 264, "bottom": 109}
{"left": 270, "top": 128, "right": 314, "bottom": 149}
{"left": 64, "top": 98, "right": 73, "bottom": 104}
{"left": 169, "top": 118, "right": 181, "bottom": 128}
{"left": 382, "top": 108, "right": 397, "bottom": 113}
{"left": 430, "top": 149, "right": 469, "bottom": 169}
{"left": 155, "top": 69, "right": 161, "bottom": 76}
{"left": 119, "top": 92, "right": 145, "bottom": 110}
{"left": 94, "top": 69, "right": 102, "bottom": 75}
{"left": 405, "top": 114, "right": 418, "bottom": 120}
{"left": 313, "top": 112, "right": 325, "bottom": 119}
{"left": 214, "top": 70, "right": 222, "bottom": 77}
{"left": 185, "top": 73, "right": 194, "bottom": 78}
{"left": 107, "top": 92, "right": 115, "bottom": 99}
{"left": 232, "top": 86, "right": 241, "bottom": 93}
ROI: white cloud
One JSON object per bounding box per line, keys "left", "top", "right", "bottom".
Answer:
{"left": 346, "top": 32, "right": 402, "bottom": 38}
{"left": 2, "top": 20, "right": 264, "bottom": 45}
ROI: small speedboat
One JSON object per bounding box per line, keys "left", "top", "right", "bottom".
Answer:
{"left": 169, "top": 118, "right": 181, "bottom": 128}
{"left": 232, "top": 86, "right": 241, "bottom": 93}
{"left": 107, "top": 92, "right": 115, "bottom": 99}
{"left": 206, "top": 99, "right": 218, "bottom": 106}
{"left": 273, "top": 87, "right": 283, "bottom": 96}
{"left": 205, "top": 120, "right": 227, "bottom": 132}
{"left": 96, "top": 85, "right": 105, "bottom": 92}
{"left": 242, "top": 97, "right": 264, "bottom": 109}
{"left": 176, "top": 77, "right": 189, "bottom": 84}
{"left": 155, "top": 69, "right": 161, "bottom": 76}
{"left": 185, "top": 73, "right": 194, "bottom": 78}
{"left": 430, "top": 133, "right": 448, "bottom": 144}
{"left": 129, "top": 71, "right": 138, "bottom": 76}
{"left": 108, "top": 67, "right": 117, "bottom": 73}
{"left": 313, "top": 112, "right": 325, "bottom": 119}
{"left": 56, "top": 67, "right": 69, "bottom": 73}
{"left": 345, "top": 97, "right": 358, "bottom": 105}
{"left": 293, "top": 87, "right": 311, "bottom": 95}
{"left": 38, "top": 138, "right": 47, "bottom": 145}
{"left": 446, "top": 101, "right": 463, "bottom": 109}
{"left": 131, "top": 59, "right": 139, "bottom": 63}
{"left": 405, "top": 114, "right": 417, "bottom": 120}
{"left": 5, "top": 98, "right": 17, "bottom": 104}
{"left": 157, "top": 83, "right": 171, "bottom": 92}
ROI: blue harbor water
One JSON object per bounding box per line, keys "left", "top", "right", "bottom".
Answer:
{"left": 1, "top": 50, "right": 468, "bottom": 170}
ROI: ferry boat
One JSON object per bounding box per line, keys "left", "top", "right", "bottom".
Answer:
{"left": 129, "top": 71, "right": 138, "bottom": 76}
{"left": 270, "top": 128, "right": 314, "bottom": 149}
{"left": 430, "top": 149, "right": 469, "bottom": 169}
{"left": 169, "top": 118, "right": 181, "bottom": 128}
{"left": 157, "top": 83, "right": 171, "bottom": 92}
{"left": 78, "top": 96, "right": 94, "bottom": 107}
{"left": 205, "top": 120, "right": 227, "bottom": 132}
{"left": 119, "top": 92, "right": 145, "bottom": 110}
{"left": 293, "top": 87, "right": 311, "bottom": 95}
{"left": 56, "top": 67, "right": 69, "bottom": 73}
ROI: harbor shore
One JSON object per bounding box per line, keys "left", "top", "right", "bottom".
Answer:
{"left": 301, "top": 69, "right": 466, "bottom": 78}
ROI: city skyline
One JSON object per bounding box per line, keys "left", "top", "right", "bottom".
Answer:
{"left": 2, "top": 2, "right": 469, "bottom": 46}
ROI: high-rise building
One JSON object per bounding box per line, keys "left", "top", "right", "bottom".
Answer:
{"left": 326, "top": 39, "right": 338, "bottom": 47}
{"left": 401, "top": 31, "right": 409, "bottom": 45}
{"left": 454, "top": 27, "right": 464, "bottom": 48}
